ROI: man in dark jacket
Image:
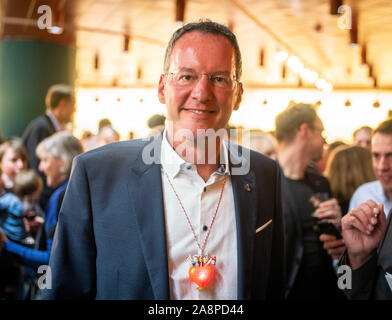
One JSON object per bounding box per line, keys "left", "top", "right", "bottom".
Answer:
{"left": 275, "top": 103, "right": 345, "bottom": 299}
{"left": 22, "top": 84, "right": 75, "bottom": 208}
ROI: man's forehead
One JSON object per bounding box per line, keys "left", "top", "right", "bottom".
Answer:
{"left": 169, "top": 31, "right": 235, "bottom": 67}
{"left": 372, "top": 133, "right": 392, "bottom": 150}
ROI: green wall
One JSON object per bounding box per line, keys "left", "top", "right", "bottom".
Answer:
{"left": 0, "top": 40, "right": 76, "bottom": 138}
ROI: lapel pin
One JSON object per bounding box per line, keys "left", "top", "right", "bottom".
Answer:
{"left": 244, "top": 183, "right": 251, "bottom": 192}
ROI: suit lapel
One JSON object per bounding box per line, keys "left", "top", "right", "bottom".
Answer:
{"left": 127, "top": 136, "right": 170, "bottom": 299}
{"left": 228, "top": 143, "right": 258, "bottom": 299}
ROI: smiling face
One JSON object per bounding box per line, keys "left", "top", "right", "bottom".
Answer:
{"left": 158, "top": 31, "right": 243, "bottom": 140}
{"left": 0, "top": 148, "right": 27, "bottom": 181}
{"left": 38, "top": 156, "right": 66, "bottom": 188}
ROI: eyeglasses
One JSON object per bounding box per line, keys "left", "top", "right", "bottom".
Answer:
{"left": 166, "top": 71, "right": 238, "bottom": 90}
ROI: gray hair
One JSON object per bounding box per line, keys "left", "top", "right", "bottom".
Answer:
{"left": 163, "top": 19, "right": 242, "bottom": 80}
{"left": 36, "top": 131, "right": 83, "bottom": 176}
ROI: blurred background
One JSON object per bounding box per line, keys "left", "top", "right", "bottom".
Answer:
{"left": 1, "top": 0, "right": 391, "bottom": 142}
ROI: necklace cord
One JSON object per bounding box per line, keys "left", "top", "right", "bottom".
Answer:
{"left": 164, "top": 170, "right": 227, "bottom": 254}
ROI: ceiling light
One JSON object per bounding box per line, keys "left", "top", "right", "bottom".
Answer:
{"left": 275, "top": 51, "right": 288, "bottom": 62}
{"left": 316, "top": 78, "right": 326, "bottom": 89}
{"left": 291, "top": 61, "right": 304, "bottom": 74}
{"left": 300, "top": 69, "right": 317, "bottom": 83}
{"left": 287, "top": 56, "right": 299, "bottom": 68}
{"left": 48, "top": 26, "right": 63, "bottom": 34}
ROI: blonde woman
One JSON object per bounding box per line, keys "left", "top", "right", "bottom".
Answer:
{"left": 325, "top": 145, "right": 376, "bottom": 215}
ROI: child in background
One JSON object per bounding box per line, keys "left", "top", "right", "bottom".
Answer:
{"left": 0, "top": 170, "right": 43, "bottom": 245}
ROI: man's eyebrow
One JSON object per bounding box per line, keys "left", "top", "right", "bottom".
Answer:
{"left": 176, "top": 68, "right": 231, "bottom": 75}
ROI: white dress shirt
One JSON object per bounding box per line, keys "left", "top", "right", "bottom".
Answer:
{"left": 160, "top": 130, "right": 237, "bottom": 300}
{"left": 349, "top": 180, "right": 392, "bottom": 218}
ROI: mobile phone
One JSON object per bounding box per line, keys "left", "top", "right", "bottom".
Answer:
{"left": 317, "top": 222, "right": 342, "bottom": 239}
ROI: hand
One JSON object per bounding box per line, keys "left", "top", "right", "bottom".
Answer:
{"left": 27, "top": 216, "right": 45, "bottom": 233}
{"left": 341, "top": 200, "right": 387, "bottom": 269}
{"left": 22, "top": 210, "right": 44, "bottom": 233}
{"left": 0, "top": 228, "right": 8, "bottom": 250}
{"left": 320, "top": 234, "right": 345, "bottom": 259}
{"left": 314, "top": 198, "right": 342, "bottom": 229}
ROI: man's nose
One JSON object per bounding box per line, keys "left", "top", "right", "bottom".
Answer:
{"left": 190, "top": 74, "right": 213, "bottom": 102}
{"left": 379, "top": 156, "right": 390, "bottom": 170}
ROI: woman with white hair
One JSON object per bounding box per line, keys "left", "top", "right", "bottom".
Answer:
{"left": 0, "top": 132, "right": 83, "bottom": 289}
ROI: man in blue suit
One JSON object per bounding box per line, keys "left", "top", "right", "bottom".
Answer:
{"left": 40, "top": 20, "right": 285, "bottom": 300}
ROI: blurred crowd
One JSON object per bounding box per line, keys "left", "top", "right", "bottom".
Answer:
{"left": 0, "top": 83, "right": 388, "bottom": 300}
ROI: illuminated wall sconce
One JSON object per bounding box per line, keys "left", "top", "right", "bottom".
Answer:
{"left": 344, "top": 100, "right": 351, "bottom": 107}
{"left": 373, "top": 100, "right": 380, "bottom": 108}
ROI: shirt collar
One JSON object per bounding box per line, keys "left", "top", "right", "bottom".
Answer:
{"left": 45, "top": 109, "right": 63, "bottom": 131}
{"left": 160, "top": 127, "right": 230, "bottom": 180}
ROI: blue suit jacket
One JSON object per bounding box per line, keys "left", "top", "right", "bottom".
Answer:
{"left": 41, "top": 135, "right": 285, "bottom": 300}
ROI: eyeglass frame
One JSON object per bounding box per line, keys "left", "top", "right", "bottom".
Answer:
{"left": 164, "top": 69, "right": 239, "bottom": 90}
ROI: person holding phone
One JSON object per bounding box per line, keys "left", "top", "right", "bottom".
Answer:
{"left": 275, "top": 103, "right": 345, "bottom": 300}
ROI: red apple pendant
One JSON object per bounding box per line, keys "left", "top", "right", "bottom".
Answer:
{"left": 189, "top": 265, "right": 215, "bottom": 290}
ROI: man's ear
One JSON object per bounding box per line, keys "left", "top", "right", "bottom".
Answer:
{"left": 233, "top": 82, "right": 243, "bottom": 111}
{"left": 158, "top": 74, "right": 166, "bottom": 104}
{"left": 298, "top": 123, "right": 310, "bottom": 137}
